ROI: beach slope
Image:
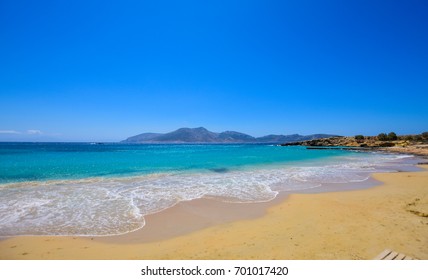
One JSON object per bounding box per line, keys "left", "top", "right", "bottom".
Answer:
{"left": 1, "top": 167, "right": 427, "bottom": 260}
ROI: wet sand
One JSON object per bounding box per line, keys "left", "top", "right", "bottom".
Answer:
{"left": 0, "top": 167, "right": 427, "bottom": 260}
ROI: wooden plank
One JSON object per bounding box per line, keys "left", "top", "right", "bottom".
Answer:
{"left": 375, "top": 249, "right": 392, "bottom": 260}
{"left": 384, "top": 251, "right": 399, "bottom": 260}
{"left": 374, "top": 249, "right": 416, "bottom": 260}
{"left": 396, "top": 253, "right": 406, "bottom": 260}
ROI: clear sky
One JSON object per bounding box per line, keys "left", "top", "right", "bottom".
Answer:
{"left": 1, "top": 0, "right": 427, "bottom": 141}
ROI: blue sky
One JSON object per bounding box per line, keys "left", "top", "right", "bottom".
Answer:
{"left": 1, "top": 0, "right": 427, "bottom": 141}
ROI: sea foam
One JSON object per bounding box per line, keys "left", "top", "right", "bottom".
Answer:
{"left": 0, "top": 151, "right": 415, "bottom": 236}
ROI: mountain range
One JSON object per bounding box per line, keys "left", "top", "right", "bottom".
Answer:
{"left": 122, "top": 127, "right": 338, "bottom": 144}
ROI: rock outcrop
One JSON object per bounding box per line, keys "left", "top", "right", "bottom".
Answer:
{"left": 281, "top": 136, "right": 415, "bottom": 148}
{"left": 281, "top": 135, "right": 428, "bottom": 157}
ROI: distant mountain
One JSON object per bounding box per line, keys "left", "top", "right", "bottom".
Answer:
{"left": 256, "top": 134, "right": 301, "bottom": 143}
{"left": 123, "top": 133, "right": 163, "bottom": 143}
{"left": 218, "top": 131, "right": 256, "bottom": 142}
{"left": 154, "top": 127, "right": 218, "bottom": 142}
{"left": 122, "top": 127, "right": 339, "bottom": 144}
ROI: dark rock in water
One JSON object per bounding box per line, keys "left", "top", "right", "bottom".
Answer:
{"left": 209, "top": 168, "right": 229, "bottom": 173}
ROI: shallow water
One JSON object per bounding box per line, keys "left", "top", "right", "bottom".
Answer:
{"left": 0, "top": 143, "right": 416, "bottom": 236}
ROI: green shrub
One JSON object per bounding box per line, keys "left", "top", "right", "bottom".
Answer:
{"left": 377, "top": 133, "right": 388, "bottom": 141}
{"left": 422, "top": 132, "right": 428, "bottom": 139}
{"left": 378, "top": 142, "right": 395, "bottom": 147}
{"left": 355, "top": 135, "right": 365, "bottom": 140}
{"left": 387, "top": 132, "right": 398, "bottom": 141}
{"left": 414, "top": 135, "right": 423, "bottom": 141}
{"left": 404, "top": 135, "right": 414, "bottom": 141}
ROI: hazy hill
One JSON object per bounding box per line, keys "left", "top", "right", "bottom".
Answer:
{"left": 122, "top": 127, "right": 338, "bottom": 144}
{"left": 123, "top": 133, "right": 163, "bottom": 143}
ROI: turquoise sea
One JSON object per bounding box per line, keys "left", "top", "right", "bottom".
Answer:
{"left": 0, "top": 143, "right": 416, "bottom": 236}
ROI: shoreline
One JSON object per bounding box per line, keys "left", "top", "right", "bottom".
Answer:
{"left": 1, "top": 164, "right": 426, "bottom": 259}
{"left": 0, "top": 170, "right": 386, "bottom": 243}
{"left": 1, "top": 147, "right": 417, "bottom": 239}
{"left": 94, "top": 193, "right": 289, "bottom": 244}
{"left": 281, "top": 136, "right": 428, "bottom": 158}
{"left": 94, "top": 173, "right": 387, "bottom": 244}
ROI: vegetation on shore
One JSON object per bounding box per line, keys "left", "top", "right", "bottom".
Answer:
{"left": 281, "top": 132, "right": 428, "bottom": 156}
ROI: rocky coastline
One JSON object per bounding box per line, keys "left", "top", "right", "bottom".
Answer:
{"left": 281, "top": 135, "right": 428, "bottom": 157}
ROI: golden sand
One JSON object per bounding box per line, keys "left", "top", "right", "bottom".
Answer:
{"left": 1, "top": 167, "right": 427, "bottom": 260}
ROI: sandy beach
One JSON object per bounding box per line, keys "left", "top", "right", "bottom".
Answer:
{"left": 0, "top": 166, "right": 427, "bottom": 260}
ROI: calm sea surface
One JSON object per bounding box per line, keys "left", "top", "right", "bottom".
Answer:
{"left": 0, "top": 143, "right": 415, "bottom": 236}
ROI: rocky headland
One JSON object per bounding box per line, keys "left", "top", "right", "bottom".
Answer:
{"left": 281, "top": 134, "right": 428, "bottom": 157}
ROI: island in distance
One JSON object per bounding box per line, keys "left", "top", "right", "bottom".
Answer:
{"left": 122, "top": 127, "right": 338, "bottom": 144}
